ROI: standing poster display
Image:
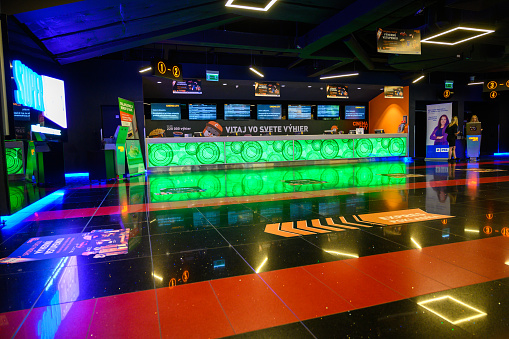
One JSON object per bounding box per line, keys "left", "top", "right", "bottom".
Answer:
{"left": 125, "top": 139, "right": 145, "bottom": 174}
{"left": 426, "top": 103, "right": 452, "bottom": 159}
{"left": 118, "top": 98, "right": 139, "bottom": 139}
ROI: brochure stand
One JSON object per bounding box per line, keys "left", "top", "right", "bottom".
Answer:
{"left": 466, "top": 122, "right": 481, "bottom": 161}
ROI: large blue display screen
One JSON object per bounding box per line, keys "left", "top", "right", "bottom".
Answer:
{"left": 151, "top": 103, "right": 181, "bottom": 120}
{"left": 317, "top": 105, "right": 340, "bottom": 119}
{"left": 257, "top": 104, "right": 282, "bottom": 120}
{"left": 345, "top": 106, "right": 366, "bottom": 120}
{"left": 288, "top": 105, "right": 312, "bottom": 120}
{"left": 189, "top": 104, "right": 217, "bottom": 120}
{"left": 224, "top": 104, "right": 251, "bottom": 120}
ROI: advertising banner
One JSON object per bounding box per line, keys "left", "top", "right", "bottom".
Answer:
{"left": 172, "top": 79, "right": 202, "bottom": 94}
{"left": 377, "top": 28, "right": 421, "bottom": 55}
{"left": 426, "top": 102, "right": 452, "bottom": 159}
{"left": 118, "top": 97, "right": 138, "bottom": 139}
{"left": 0, "top": 229, "right": 130, "bottom": 263}
{"left": 326, "top": 85, "right": 348, "bottom": 99}
{"left": 125, "top": 139, "right": 145, "bottom": 174}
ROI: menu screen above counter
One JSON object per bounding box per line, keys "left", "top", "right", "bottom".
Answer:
{"left": 189, "top": 103, "right": 216, "bottom": 120}
{"left": 257, "top": 104, "right": 282, "bottom": 120}
{"left": 151, "top": 103, "right": 181, "bottom": 120}
{"left": 224, "top": 104, "right": 251, "bottom": 120}
{"left": 345, "top": 106, "right": 366, "bottom": 120}
{"left": 288, "top": 105, "right": 312, "bottom": 120}
{"left": 317, "top": 105, "right": 340, "bottom": 119}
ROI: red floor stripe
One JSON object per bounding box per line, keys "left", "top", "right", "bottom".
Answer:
{"left": 6, "top": 237, "right": 509, "bottom": 337}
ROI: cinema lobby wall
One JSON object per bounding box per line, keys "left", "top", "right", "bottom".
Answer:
{"left": 7, "top": 14, "right": 509, "bottom": 174}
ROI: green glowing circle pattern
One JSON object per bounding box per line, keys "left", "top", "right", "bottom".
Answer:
{"left": 148, "top": 138, "right": 406, "bottom": 167}
{"left": 148, "top": 142, "right": 224, "bottom": 166}
{"left": 6, "top": 148, "right": 23, "bottom": 175}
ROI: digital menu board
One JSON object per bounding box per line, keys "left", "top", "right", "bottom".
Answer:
{"left": 13, "top": 105, "right": 31, "bottom": 121}
{"left": 317, "top": 105, "right": 340, "bottom": 119}
{"left": 151, "top": 103, "right": 181, "bottom": 120}
{"left": 384, "top": 86, "right": 404, "bottom": 99}
{"left": 224, "top": 104, "right": 251, "bottom": 120}
{"left": 377, "top": 28, "right": 421, "bottom": 55}
{"left": 257, "top": 104, "right": 282, "bottom": 120}
{"left": 326, "top": 85, "right": 349, "bottom": 99}
{"left": 172, "top": 79, "right": 202, "bottom": 94}
{"left": 254, "top": 82, "right": 280, "bottom": 97}
{"left": 288, "top": 105, "right": 312, "bottom": 120}
{"left": 189, "top": 103, "right": 217, "bottom": 120}
{"left": 345, "top": 106, "right": 365, "bottom": 120}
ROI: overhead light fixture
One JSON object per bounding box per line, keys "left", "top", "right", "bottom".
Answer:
{"left": 357, "top": 87, "right": 361, "bottom": 90}
{"left": 319, "top": 72, "right": 359, "bottom": 80}
{"left": 249, "top": 67, "right": 264, "bottom": 77}
{"left": 223, "top": 83, "right": 227, "bottom": 86}
{"left": 225, "top": 0, "right": 278, "bottom": 12}
{"left": 157, "top": 81, "right": 162, "bottom": 84}
{"left": 308, "top": 85, "right": 312, "bottom": 88}
{"left": 412, "top": 75, "right": 425, "bottom": 83}
{"left": 139, "top": 66, "right": 152, "bottom": 73}
{"left": 468, "top": 82, "right": 484, "bottom": 86}
{"left": 422, "top": 27, "right": 495, "bottom": 46}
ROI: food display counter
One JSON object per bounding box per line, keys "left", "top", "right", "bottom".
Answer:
{"left": 146, "top": 133, "right": 407, "bottom": 170}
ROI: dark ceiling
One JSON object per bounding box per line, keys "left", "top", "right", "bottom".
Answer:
{"left": 9, "top": 0, "right": 509, "bottom": 80}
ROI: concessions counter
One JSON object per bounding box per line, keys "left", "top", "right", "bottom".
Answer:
{"left": 146, "top": 133, "right": 407, "bottom": 170}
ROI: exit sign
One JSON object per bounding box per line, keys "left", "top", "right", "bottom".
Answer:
{"left": 206, "top": 70, "right": 219, "bottom": 81}
{"left": 445, "top": 80, "right": 454, "bottom": 89}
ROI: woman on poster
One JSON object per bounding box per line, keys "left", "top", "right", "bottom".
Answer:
{"left": 429, "top": 114, "right": 449, "bottom": 145}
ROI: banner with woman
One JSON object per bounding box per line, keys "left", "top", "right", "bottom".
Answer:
{"left": 426, "top": 103, "right": 452, "bottom": 159}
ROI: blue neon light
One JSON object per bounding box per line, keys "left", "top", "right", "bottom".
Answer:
{"left": 13, "top": 60, "right": 45, "bottom": 111}
{"left": 494, "top": 153, "right": 509, "bottom": 156}
{"left": 65, "top": 172, "right": 89, "bottom": 178}
{"left": 0, "top": 189, "right": 66, "bottom": 229}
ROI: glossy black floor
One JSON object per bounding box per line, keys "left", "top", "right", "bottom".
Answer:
{"left": 1, "top": 158, "right": 509, "bottom": 338}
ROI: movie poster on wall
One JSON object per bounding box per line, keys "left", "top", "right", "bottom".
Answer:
{"left": 426, "top": 102, "right": 452, "bottom": 159}
{"left": 326, "top": 85, "right": 349, "bottom": 99}
{"left": 377, "top": 28, "right": 421, "bottom": 55}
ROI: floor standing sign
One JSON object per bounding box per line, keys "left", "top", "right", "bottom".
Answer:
{"left": 116, "top": 98, "right": 145, "bottom": 177}
{"left": 426, "top": 103, "right": 452, "bottom": 159}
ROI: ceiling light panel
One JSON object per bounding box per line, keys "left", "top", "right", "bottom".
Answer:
{"left": 422, "top": 27, "right": 494, "bottom": 45}
{"left": 225, "top": 0, "right": 278, "bottom": 11}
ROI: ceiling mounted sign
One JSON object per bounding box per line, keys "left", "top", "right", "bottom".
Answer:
{"left": 151, "top": 59, "right": 183, "bottom": 81}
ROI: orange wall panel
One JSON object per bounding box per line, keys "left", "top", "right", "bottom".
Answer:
{"left": 368, "top": 86, "right": 409, "bottom": 134}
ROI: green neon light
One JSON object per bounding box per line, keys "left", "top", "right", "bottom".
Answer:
{"left": 6, "top": 148, "right": 23, "bottom": 175}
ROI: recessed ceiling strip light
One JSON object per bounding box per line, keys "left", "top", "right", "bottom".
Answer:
{"left": 249, "top": 67, "right": 264, "bottom": 77}
{"left": 467, "top": 82, "right": 484, "bottom": 86}
{"left": 319, "top": 73, "right": 359, "bottom": 80}
{"left": 412, "top": 75, "right": 425, "bottom": 83}
{"left": 225, "top": 0, "right": 278, "bottom": 11}
{"left": 422, "top": 27, "right": 494, "bottom": 45}
{"left": 139, "top": 67, "right": 152, "bottom": 73}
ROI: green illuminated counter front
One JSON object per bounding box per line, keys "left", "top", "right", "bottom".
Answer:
{"left": 146, "top": 134, "right": 407, "bottom": 169}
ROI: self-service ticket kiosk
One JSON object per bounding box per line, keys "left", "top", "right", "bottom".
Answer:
{"left": 466, "top": 122, "right": 481, "bottom": 160}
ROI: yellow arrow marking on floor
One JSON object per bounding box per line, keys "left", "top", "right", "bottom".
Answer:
{"left": 325, "top": 218, "right": 359, "bottom": 230}
{"left": 339, "top": 216, "right": 372, "bottom": 228}
{"left": 296, "top": 220, "right": 330, "bottom": 233}
{"left": 311, "top": 219, "right": 346, "bottom": 231}
{"left": 280, "top": 222, "right": 315, "bottom": 235}
{"left": 264, "top": 223, "right": 300, "bottom": 237}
